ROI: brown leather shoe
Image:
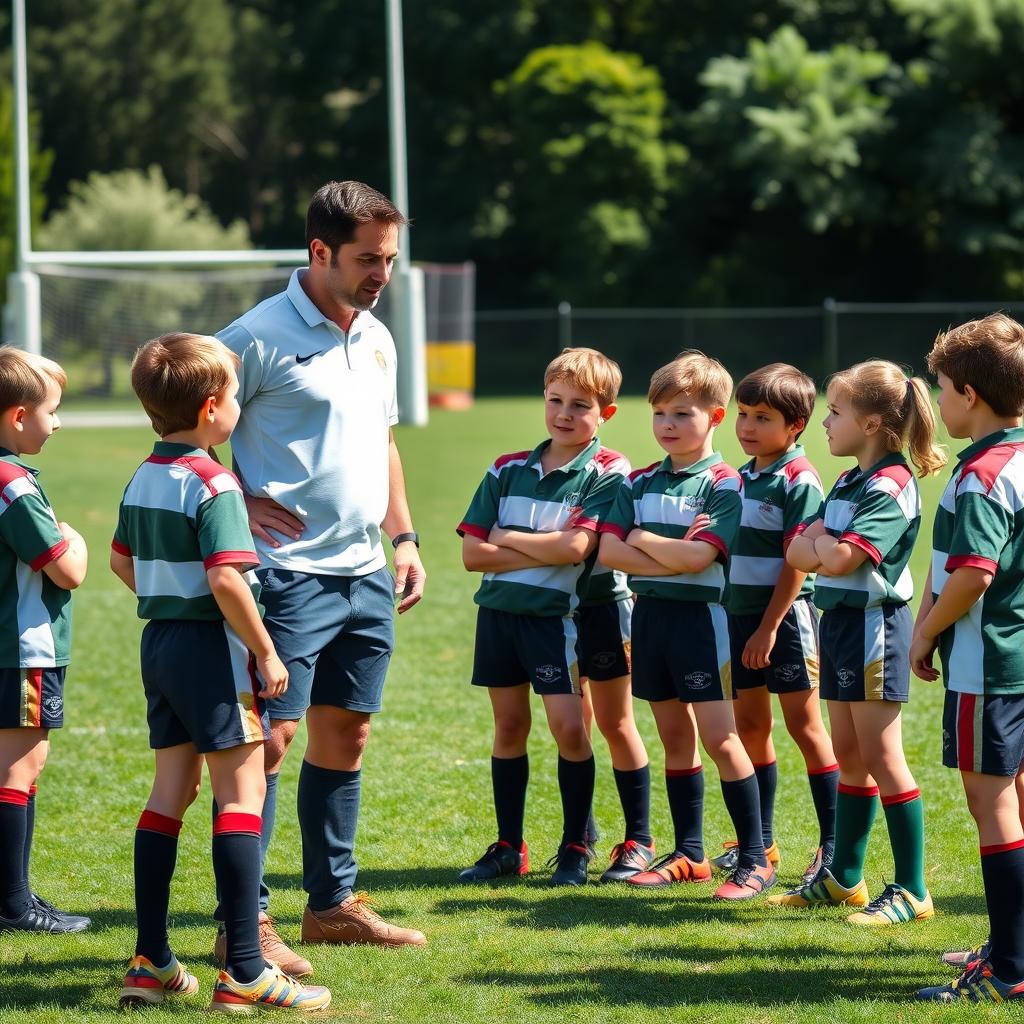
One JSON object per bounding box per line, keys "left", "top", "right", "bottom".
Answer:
{"left": 301, "top": 892, "right": 426, "bottom": 948}
{"left": 214, "top": 913, "right": 313, "bottom": 979}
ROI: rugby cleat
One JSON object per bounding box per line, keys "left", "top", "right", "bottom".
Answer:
{"left": 766, "top": 866, "right": 868, "bottom": 908}
{"left": 714, "top": 861, "right": 776, "bottom": 901}
{"left": 547, "top": 842, "right": 592, "bottom": 887}
{"left": 710, "top": 839, "right": 780, "bottom": 873}
{"left": 30, "top": 893, "right": 90, "bottom": 932}
{"left": 627, "top": 851, "right": 712, "bottom": 887}
{"left": 916, "top": 959, "right": 1024, "bottom": 1003}
{"left": 209, "top": 963, "right": 332, "bottom": 1013}
{"left": 118, "top": 954, "right": 199, "bottom": 1008}
{"left": 941, "top": 938, "right": 991, "bottom": 969}
{"left": 846, "top": 883, "right": 934, "bottom": 927}
{"left": 600, "top": 840, "right": 655, "bottom": 883}
{"left": 457, "top": 840, "right": 528, "bottom": 883}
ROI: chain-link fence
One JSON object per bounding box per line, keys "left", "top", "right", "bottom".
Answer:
{"left": 475, "top": 300, "right": 1024, "bottom": 395}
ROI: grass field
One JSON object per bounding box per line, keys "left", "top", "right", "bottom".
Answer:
{"left": 0, "top": 397, "right": 1008, "bottom": 1023}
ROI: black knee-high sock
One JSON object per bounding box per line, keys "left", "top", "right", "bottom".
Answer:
{"left": 22, "top": 784, "right": 36, "bottom": 889}
{"left": 0, "top": 788, "right": 30, "bottom": 918}
{"left": 213, "top": 813, "right": 264, "bottom": 984}
{"left": 558, "top": 755, "right": 595, "bottom": 847}
{"left": 808, "top": 763, "right": 839, "bottom": 856}
{"left": 134, "top": 810, "right": 181, "bottom": 965}
{"left": 665, "top": 768, "right": 704, "bottom": 861}
{"left": 981, "top": 840, "right": 1024, "bottom": 982}
{"left": 720, "top": 775, "right": 767, "bottom": 869}
{"left": 753, "top": 761, "right": 777, "bottom": 847}
{"left": 491, "top": 755, "right": 528, "bottom": 848}
{"left": 613, "top": 764, "right": 652, "bottom": 846}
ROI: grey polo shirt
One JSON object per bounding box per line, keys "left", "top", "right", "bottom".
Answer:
{"left": 218, "top": 269, "right": 399, "bottom": 577}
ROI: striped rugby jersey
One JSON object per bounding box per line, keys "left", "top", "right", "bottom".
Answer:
{"left": 931, "top": 427, "right": 1024, "bottom": 695}
{"left": 814, "top": 453, "right": 920, "bottom": 611}
{"left": 600, "top": 453, "right": 743, "bottom": 603}
{"left": 725, "top": 446, "right": 823, "bottom": 616}
{"left": 113, "top": 442, "right": 260, "bottom": 621}
{"left": 0, "top": 449, "right": 71, "bottom": 667}
{"left": 457, "top": 438, "right": 627, "bottom": 617}
{"left": 581, "top": 451, "right": 632, "bottom": 607}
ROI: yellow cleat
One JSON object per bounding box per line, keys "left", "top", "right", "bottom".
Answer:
{"left": 766, "top": 867, "right": 868, "bottom": 908}
{"left": 847, "top": 883, "right": 934, "bottom": 927}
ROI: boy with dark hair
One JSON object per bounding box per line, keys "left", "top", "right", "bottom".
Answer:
{"left": 913, "top": 313, "right": 1024, "bottom": 1002}
{"left": 457, "top": 347, "right": 630, "bottom": 886}
{"left": 0, "top": 347, "right": 90, "bottom": 934}
{"left": 112, "top": 332, "right": 330, "bottom": 1012}
{"left": 600, "top": 351, "right": 775, "bottom": 901}
{"left": 713, "top": 364, "right": 839, "bottom": 884}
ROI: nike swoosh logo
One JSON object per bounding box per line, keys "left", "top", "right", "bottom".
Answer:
{"left": 295, "top": 351, "right": 322, "bottom": 365}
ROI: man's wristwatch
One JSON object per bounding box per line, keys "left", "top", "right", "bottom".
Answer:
{"left": 391, "top": 531, "right": 420, "bottom": 548}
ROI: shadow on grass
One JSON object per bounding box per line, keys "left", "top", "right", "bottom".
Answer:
{"left": 932, "top": 891, "right": 987, "bottom": 917}
{"left": 266, "top": 866, "right": 467, "bottom": 893}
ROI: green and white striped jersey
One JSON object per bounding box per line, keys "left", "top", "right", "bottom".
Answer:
{"left": 815, "top": 453, "right": 920, "bottom": 611}
{"left": 600, "top": 453, "right": 743, "bottom": 604}
{"left": 725, "top": 446, "right": 823, "bottom": 616}
{"left": 113, "top": 442, "right": 260, "bottom": 621}
{"left": 457, "top": 438, "right": 627, "bottom": 617}
{"left": 931, "top": 427, "right": 1024, "bottom": 695}
{"left": 0, "top": 449, "right": 72, "bottom": 667}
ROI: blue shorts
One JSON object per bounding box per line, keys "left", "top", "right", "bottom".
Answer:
{"left": 819, "top": 603, "right": 911, "bottom": 703}
{"left": 471, "top": 606, "right": 581, "bottom": 696}
{"left": 0, "top": 666, "right": 66, "bottom": 729}
{"left": 942, "top": 690, "right": 1024, "bottom": 777}
{"left": 576, "top": 599, "right": 632, "bottom": 682}
{"left": 258, "top": 566, "right": 395, "bottom": 720}
{"left": 729, "top": 597, "right": 820, "bottom": 694}
{"left": 141, "top": 620, "right": 269, "bottom": 753}
{"left": 631, "top": 598, "right": 733, "bottom": 703}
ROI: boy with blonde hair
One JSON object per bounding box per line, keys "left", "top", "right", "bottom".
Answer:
{"left": 0, "top": 347, "right": 90, "bottom": 934}
{"left": 457, "top": 347, "right": 632, "bottom": 886}
{"left": 600, "top": 351, "right": 775, "bottom": 900}
{"left": 112, "top": 333, "right": 330, "bottom": 1012}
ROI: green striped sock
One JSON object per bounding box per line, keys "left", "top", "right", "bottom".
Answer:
{"left": 882, "top": 789, "right": 926, "bottom": 901}
{"left": 830, "top": 783, "right": 878, "bottom": 890}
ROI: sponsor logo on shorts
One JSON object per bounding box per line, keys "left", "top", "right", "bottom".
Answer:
{"left": 837, "top": 668, "right": 857, "bottom": 689}
{"left": 535, "top": 664, "right": 562, "bottom": 685}
{"left": 42, "top": 695, "right": 62, "bottom": 716}
{"left": 684, "top": 671, "right": 712, "bottom": 690}
{"left": 591, "top": 651, "right": 617, "bottom": 671}
{"left": 942, "top": 727, "right": 951, "bottom": 752}
{"left": 774, "top": 664, "right": 802, "bottom": 683}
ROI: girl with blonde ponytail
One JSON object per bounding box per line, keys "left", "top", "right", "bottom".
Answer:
{"left": 770, "top": 360, "right": 945, "bottom": 925}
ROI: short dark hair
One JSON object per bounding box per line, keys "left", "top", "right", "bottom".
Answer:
{"left": 305, "top": 181, "right": 408, "bottom": 259}
{"left": 927, "top": 313, "right": 1024, "bottom": 417}
{"left": 735, "top": 363, "right": 816, "bottom": 438}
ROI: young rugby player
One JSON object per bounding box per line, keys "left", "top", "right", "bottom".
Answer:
{"left": 599, "top": 351, "right": 775, "bottom": 901}
{"left": 714, "top": 364, "right": 838, "bottom": 884}
{"left": 913, "top": 314, "right": 1024, "bottom": 1002}
{"left": 771, "top": 359, "right": 945, "bottom": 925}
{"left": 456, "top": 347, "right": 629, "bottom": 886}
{"left": 111, "top": 333, "right": 330, "bottom": 1012}
{"left": 0, "top": 347, "right": 90, "bottom": 934}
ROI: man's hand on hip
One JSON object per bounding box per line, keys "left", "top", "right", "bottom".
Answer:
{"left": 393, "top": 542, "right": 426, "bottom": 614}
{"left": 244, "top": 493, "right": 305, "bottom": 548}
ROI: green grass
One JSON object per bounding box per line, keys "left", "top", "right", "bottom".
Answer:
{"left": 0, "top": 398, "right": 1007, "bottom": 1023}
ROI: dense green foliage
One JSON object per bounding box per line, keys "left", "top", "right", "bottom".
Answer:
{"left": 0, "top": 398, "right": 997, "bottom": 1023}
{"left": 5, "top": 1, "right": 1024, "bottom": 306}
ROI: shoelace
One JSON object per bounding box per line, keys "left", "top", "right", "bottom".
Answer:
{"left": 545, "top": 844, "right": 587, "bottom": 870}
{"left": 476, "top": 842, "right": 506, "bottom": 865}
{"left": 862, "top": 882, "right": 902, "bottom": 914}
{"left": 729, "top": 864, "right": 754, "bottom": 887}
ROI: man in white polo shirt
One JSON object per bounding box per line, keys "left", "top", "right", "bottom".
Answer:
{"left": 213, "top": 181, "right": 427, "bottom": 973}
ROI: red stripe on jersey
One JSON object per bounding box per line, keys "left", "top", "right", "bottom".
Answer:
{"left": 456, "top": 521, "right": 489, "bottom": 540}
{"left": 872, "top": 463, "right": 913, "bottom": 489}
{"left": 592, "top": 447, "right": 629, "bottom": 475}
{"left": 693, "top": 530, "right": 728, "bottom": 563}
{"left": 214, "top": 812, "right": 262, "bottom": 836}
{"left": 203, "top": 550, "right": 258, "bottom": 569}
{"left": 573, "top": 516, "right": 599, "bottom": 532}
{"left": 838, "top": 532, "right": 882, "bottom": 566}
{"left": 0, "top": 787, "right": 30, "bottom": 806}
{"left": 0, "top": 460, "right": 31, "bottom": 490}
{"left": 946, "top": 554, "right": 998, "bottom": 573}
{"left": 29, "top": 538, "right": 69, "bottom": 572}
{"left": 981, "top": 839, "right": 1024, "bottom": 857}
{"left": 708, "top": 462, "right": 742, "bottom": 489}
{"left": 881, "top": 787, "right": 920, "bottom": 806}
{"left": 111, "top": 538, "right": 132, "bottom": 556}
{"left": 782, "top": 457, "right": 821, "bottom": 486}
{"left": 956, "top": 693, "right": 977, "bottom": 771}
{"left": 598, "top": 522, "right": 628, "bottom": 540}
{"left": 838, "top": 783, "right": 879, "bottom": 798}
{"left": 493, "top": 450, "right": 531, "bottom": 471}
{"left": 629, "top": 461, "right": 662, "bottom": 482}
{"left": 138, "top": 810, "right": 183, "bottom": 837}
{"left": 960, "top": 442, "right": 1024, "bottom": 494}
